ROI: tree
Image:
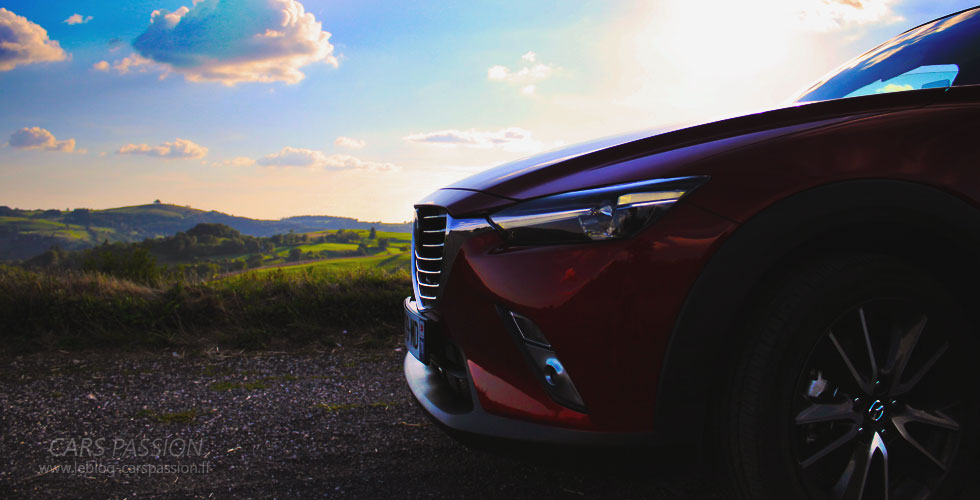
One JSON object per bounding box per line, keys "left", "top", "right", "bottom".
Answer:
{"left": 81, "top": 246, "right": 161, "bottom": 284}
{"left": 186, "top": 223, "right": 240, "bottom": 239}
{"left": 65, "top": 208, "right": 91, "bottom": 228}
{"left": 154, "top": 199, "right": 162, "bottom": 204}
{"left": 369, "top": 227, "right": 377, "bottom": 239}
{"left": 246, "top": 254, "right": 264, "bottom": 268}
{"left": 377, "top": 237, "right": 390, "bottom": 250}
{"left": 287, "top": 248, "right": 303, "bottom": 262}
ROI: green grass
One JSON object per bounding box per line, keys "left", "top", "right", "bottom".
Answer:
{"left": 247, "top": 248, "right": 409, "bottom": 276}
{"left": 98, "top": 204, "right": 201, "bottom": 217}
{"left": 138, "top": 408, "right": 200, "bottom": 424}
{"left": 0, "top": 264, "right": 411, "bottom": 352}
{"left": 0, "top": 216, "right": 118, "bottom": 245}
{"left": 314, "top": 400, "right": 399, "bottom": 412}
{"left": 303, "top": 228, "right": 411, "bottom": 241}
{"left": 289, "top": 241, "right": 360, "bottom": 253}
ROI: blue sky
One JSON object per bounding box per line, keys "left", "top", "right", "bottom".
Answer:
{"left": 0, "top": 0, "right": 976, "bottom": 222}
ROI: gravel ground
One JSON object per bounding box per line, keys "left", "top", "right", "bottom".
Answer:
{"left": 0, "top": 345, "right": 722, "bottom": 499}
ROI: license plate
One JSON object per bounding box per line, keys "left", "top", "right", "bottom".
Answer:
{"left": 404, "top": 298, "right": 429, "bottom": 364}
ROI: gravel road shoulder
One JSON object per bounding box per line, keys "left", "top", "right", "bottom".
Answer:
{"left": 0, "top": 345, "right": 721, "bottom": 499}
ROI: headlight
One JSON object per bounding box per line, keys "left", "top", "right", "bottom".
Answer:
{"left": 488, "top": 176, "right": 708, "bottom": 246}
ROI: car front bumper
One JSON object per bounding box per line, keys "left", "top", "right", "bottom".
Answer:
{"left": 404, "top": 201, "right": 738, "bottom": 440}
{"left": 403, "top": 351, "right": 656, "bottom": 445}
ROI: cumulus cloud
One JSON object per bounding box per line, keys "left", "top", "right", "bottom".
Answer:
{"left": 0, "top": 8, "right": 69, "bottom": 71}
{"left": 112, "top": 53, "right": 165, "bottom": 75}
{"left": 8, "top": 127, "right": 76, "bottom": 153}
{"left": 128, "top": 0, "right": 339, "bottom": 85}
{"left": 92, "top": 60, "right": 109, "bottom": 71}
{"left": 403, "top": 127, "right": 533, "bottom": 148}
{"left": 487, "top": 53, "right": 555, "bottom": 83}
{"left": 487, "top": 52, "right": 557, "bottom": 95}
{"left": 404, "top": 127, "right": 558, "bottom": 154}
{"left": 63, "top": 14, "right": 93, "bottom": 25}
{"left": 116, "top": 138, "right": 208, "bottom": 159}
{"left": 257, "top": 147, "right": 398, "bottom": 171}
{"left": 334, "top": 136, "right": 365, "bottom": 149}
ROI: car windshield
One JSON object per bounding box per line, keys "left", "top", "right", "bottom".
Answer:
{"left": 796, "top": 8, "right": 980, "bottom": 102}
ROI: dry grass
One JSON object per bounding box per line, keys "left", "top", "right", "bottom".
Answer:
{"left": 0, "top": 265, "right": 411, "bottom": 353}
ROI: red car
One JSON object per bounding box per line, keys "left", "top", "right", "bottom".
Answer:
{"left": 404, "top": 7, "right": 978, "bottom": 500}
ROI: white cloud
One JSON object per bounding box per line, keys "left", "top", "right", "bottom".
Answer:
{"left": 487, "top": 52, "right": 557, "bottom": 95}
{"left": 487, "top": 62, "right": 555, "bottom": 83}
{"left": 63, "top": 14, "right": 93, "bottom": 25}
{"left": 117, "top": 138, "right": 208, "bottom": 159}
{"left": 403, "top": 127, "right": 553, "bottom": 154}
{"left": 111, "top": 53, "right": 166, "bottom": 75}
{"left": 129, "top": 0, "right": 339, "bottom": 85}
{"left": 92, "top": 60, "right": 109, "bottom": 71}
{"left": 404, "top": 127, "right": 530, "bottom": 147}
{"left": 0, "top": 8, "right": 69, "bottom": 71}
{"left": 8, "top": 127, "right": 77, "bottom": 153}
{"left": 334, "top": 136, "right": 366, "bottom": 149}
{"left": 257, "top": 147, "right": 398, "bottom": 171}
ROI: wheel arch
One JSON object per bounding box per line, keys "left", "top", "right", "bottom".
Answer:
{"left": 653, "top": 179, "right": 980, "bottom": 453}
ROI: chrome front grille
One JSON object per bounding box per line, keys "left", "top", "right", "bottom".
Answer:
{"left": 413, "top": 207, "right": 448, "bottom": 308}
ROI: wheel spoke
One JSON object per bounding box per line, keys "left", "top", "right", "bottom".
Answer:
{"left": 832, "top": 432, "right": 888, "bottom": 500}
{"left": 891, "top": 405, "right": 957, "bottom": 471}
{"left": 885, "top": 314, "right": 926, "bottom": 385}
{"left": 800, "top": 425, "right": 860, "bottom": 469}
{"left": 830, "top": 331, "right": 874, "bottom": 394}
{"left": 796, "top": 401, "right": 860, "bottom": 425}
{"left": 891, "top": 341, "right": 948, "bottom": 397}
{"left": 858, "top": 308, "right": 879, "bottom": 383}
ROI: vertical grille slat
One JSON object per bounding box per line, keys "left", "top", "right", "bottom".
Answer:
{"left": 413, "top": 207, "right": 448, "bottom": 308}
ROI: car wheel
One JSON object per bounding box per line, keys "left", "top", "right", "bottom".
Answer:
{"left": 723, "top": 254, "right": 976, "bottom": 500}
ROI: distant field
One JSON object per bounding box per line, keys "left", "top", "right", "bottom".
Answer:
{"left": 0, "top": 216, "right": 117, "bottom": 236}
{"left": 259, "top": 229, "right": 411, "bottom": 265}
{"left": 0, "top": 202, "right": 412, "bottom": 262}
{"left": 302, "top": 228, "right": 411, "bottom": 242}
{"left": 276, "top": 241, "right": 359, "bottom": 255}
{"left": 246, "top": 247, "right": 410, "bottom": 277}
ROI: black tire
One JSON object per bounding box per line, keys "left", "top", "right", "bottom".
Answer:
{"left": 722, "top": 254, "right": 977, "bottom": 500}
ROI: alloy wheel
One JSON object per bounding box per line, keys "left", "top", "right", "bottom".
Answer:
{"left": 791, "top": 299, "right": 966, "bottom": 500}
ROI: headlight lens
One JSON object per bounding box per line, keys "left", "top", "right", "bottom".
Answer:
{"left": 488, "top": 176, "right": 707, "bottom": 245}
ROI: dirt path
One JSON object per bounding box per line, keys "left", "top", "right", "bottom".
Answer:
{"left": 0, "top": 347, "right": 721, "bottom": 499}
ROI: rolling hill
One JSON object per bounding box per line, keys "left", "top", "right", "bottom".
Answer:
{"left": 0, "top": 203, "right": 412, "bottom": 261}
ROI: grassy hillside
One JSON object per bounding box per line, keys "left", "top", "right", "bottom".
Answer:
{"left": 0, "top": 264, "right": 411, "bottom": 352}
{"left": 243, "top": 248, "right": 411, "bottom": 277}
{"left": 0, "top": 203, "right": 412, "bottom": 261}
{"left": 1, "top": 223, "right": 415, "bottom": 352}
{"left": 22, "top": 223, "right": 412, "bottom": 284}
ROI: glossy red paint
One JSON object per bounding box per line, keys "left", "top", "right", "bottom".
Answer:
{"left": 436, "top": 203, "right": 737, "bottom": 431}
{"left": 467, "top": 360, "right": 593, "bottom": 428}
{"left": 684, "top": 89, "right": 980, "bottom": 222}
{"left": 405, "top": 13, "right": 980, "bottom": 444}
{"left": 444, "top": 89, "right": 980, "bottom": 225}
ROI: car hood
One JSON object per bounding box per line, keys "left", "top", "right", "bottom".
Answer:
{"left": 442, "top": 89, "right": 944, "bottom": 204}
